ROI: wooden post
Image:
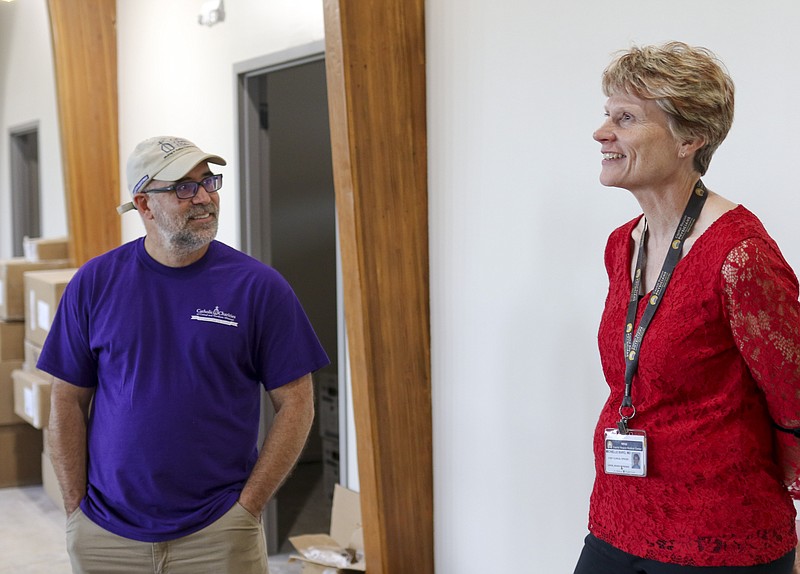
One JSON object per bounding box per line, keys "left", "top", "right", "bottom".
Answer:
{"left": 47, "top": 0, "right": 120, "bottom": 265}
{"left": 323, "top": 1, "right": 433, "bottom": 573}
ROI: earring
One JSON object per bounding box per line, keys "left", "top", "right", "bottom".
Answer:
{"left": 680, "top": 151, "right": 686, "bottom": 158}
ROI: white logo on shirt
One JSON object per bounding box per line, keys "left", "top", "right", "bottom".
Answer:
{"left": 191, "top": 306, "right": 238, "bottom": 327}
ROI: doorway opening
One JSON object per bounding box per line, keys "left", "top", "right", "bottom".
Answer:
{"left": 10, "top": 123, "right": 41, "bottom": 257}
{"left": 237, "top": 44, "right": 343, "bottom": 554}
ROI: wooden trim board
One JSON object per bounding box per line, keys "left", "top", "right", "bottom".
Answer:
{"left": 323, "top": 2, "right": 434, "bottom": 573}
{"left": 48, "top": 0, "right": 120, "bottom": 265}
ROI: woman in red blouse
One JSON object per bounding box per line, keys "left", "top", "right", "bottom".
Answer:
{"left": 574, "top": 42, "right": 800, "bottom": 574}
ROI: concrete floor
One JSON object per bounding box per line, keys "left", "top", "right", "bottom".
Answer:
{"left": 0, "top": 485, "right": 304, "bottom": 574}
{"left": 0, "top": 485, "right": 70, "bottom": 574}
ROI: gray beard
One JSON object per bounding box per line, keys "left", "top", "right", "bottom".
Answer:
{"left": 163, "top": 227, "right": 216, "bottom": 254}
{"left": 150, "top": 200, "right": 219, "bottom": 257}
{"left": 157, "top": 220, "right": 218, "bottom": 256}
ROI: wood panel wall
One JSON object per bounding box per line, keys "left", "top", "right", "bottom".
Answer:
{"left": 323, "top": 2, "right": 433, "bottom": 573}
{"left": 48, "top": 0, "right": 120, "bottom": 265}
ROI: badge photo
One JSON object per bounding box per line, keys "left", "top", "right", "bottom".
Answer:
{"left": 604, "top": 428, "right": 647, "bottom": 477}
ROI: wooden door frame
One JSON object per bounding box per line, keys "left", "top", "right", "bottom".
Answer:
{"left": 324, "top": 2, "right": 433, "bottom": 573}
{"left": 48, "top": 0, "right": 120, "bottom": 266}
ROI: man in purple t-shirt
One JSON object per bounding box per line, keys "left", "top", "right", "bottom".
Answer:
{"left": 41, "top": 136, "right": 329, "bottom": 574}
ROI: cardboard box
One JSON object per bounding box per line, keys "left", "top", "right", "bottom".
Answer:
{"left": 24, "top": 339, "right": 48, "bottom": 377}
{"left": 24, "top": 268, "right": 77, "bottom": 347}
{"left": 0, "top": 319, "right": 24, "bottom": 361}
{"left": 290, "top": 485, "right": 365, "bottom": 573}
{"left": 319, "top": 373, "right": 339, "bottom": 439}
{"left": 13, "top": 369, "right": 52, "bottom": 429}
{"left": 296, "top": 564, "right": 356, "bottom": 574}
{"left": 322, "top": 437, "right": 340, "bottom": 501}
{"left": 0, "top": 258, "right": 72, "bottom": 320}
{"left": 23, "top": 236, "right": 69, "bottom": 262}
{"left": 0, "top": 359, "right": 25, "bottom": 425}
{"left": 41, "top": 450, "right": 64, "bottom": 511}
{"left": 0, "top": 423, "right": 43, "bottom": 487}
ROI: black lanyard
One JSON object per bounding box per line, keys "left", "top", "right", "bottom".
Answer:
{"left": 618, "top": 180, "right": 708, "bottom": 434}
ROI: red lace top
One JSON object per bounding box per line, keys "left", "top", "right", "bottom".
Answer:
{"left": 589, "top": 206, "right": 800, "bottom": 567}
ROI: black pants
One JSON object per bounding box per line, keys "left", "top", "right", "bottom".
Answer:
{"left": 574, "top": 534, "right": 795, "bottom": 574}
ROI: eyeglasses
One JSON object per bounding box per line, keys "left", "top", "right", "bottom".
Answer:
{"left": 144, "top": 174, "right": 223, "bottom": 200}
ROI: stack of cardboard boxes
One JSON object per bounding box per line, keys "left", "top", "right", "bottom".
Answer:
{"left": 318, "top": 373, "right": 340, "bottom": 501}
{"left": 0, "top": 236, "right": 74, "bottom": 505}
{"left": 0, "top": 318, "right": 39, "bottom": 487}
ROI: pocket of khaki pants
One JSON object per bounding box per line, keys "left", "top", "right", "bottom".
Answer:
{"left": 66, "top": 506, "right": 83, "bottom": 527}
{"left": 234, "top": 502, "right": 262, "bottom": 525}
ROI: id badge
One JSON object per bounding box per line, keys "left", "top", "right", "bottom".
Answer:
{"left": 604, "top": 428, "right": 647, "bottom": 477}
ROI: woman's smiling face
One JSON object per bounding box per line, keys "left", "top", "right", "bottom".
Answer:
{"left": 593, "top": 92, "right": 684, "bottom": 192}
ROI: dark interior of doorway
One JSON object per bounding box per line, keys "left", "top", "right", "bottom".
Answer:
{"left": 10, "top": 126, "right": 41, "bottom": 257}
{"left": 240, "top": 58, "right": 338, "bottom": 554}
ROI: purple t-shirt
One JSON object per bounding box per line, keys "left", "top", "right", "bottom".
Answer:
{"left": 38, "top": 239, "right": 329, "bottom": 542}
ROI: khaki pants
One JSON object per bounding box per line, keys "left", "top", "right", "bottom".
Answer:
{"left": 66, "top": 503, "right": 270, "bottom": 574}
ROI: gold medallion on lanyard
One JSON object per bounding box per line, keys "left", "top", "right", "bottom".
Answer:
{"left": 604, "top": 180, "right": 708, "bottom": 478}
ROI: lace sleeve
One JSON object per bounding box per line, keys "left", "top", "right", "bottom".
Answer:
{"left": 723, "top": 238, "right": 800, "bottom": 494}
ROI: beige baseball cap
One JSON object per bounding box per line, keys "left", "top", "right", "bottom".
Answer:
{"left": 117, "top": 136, "right": 226, "bottom": 214}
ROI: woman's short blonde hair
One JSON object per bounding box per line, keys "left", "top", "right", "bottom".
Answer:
{"left": 602, "top": 42, "right": 735, "bottom": 176}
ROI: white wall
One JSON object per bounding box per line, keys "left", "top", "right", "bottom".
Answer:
{"left": 0, "top": 0, "right": 67, "bottom": 259}
{"left": 116, "top": 0, "right": 325, "bottom": 247}
{"left": 427, "top": 1, "right": 800, "bottom": 572}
